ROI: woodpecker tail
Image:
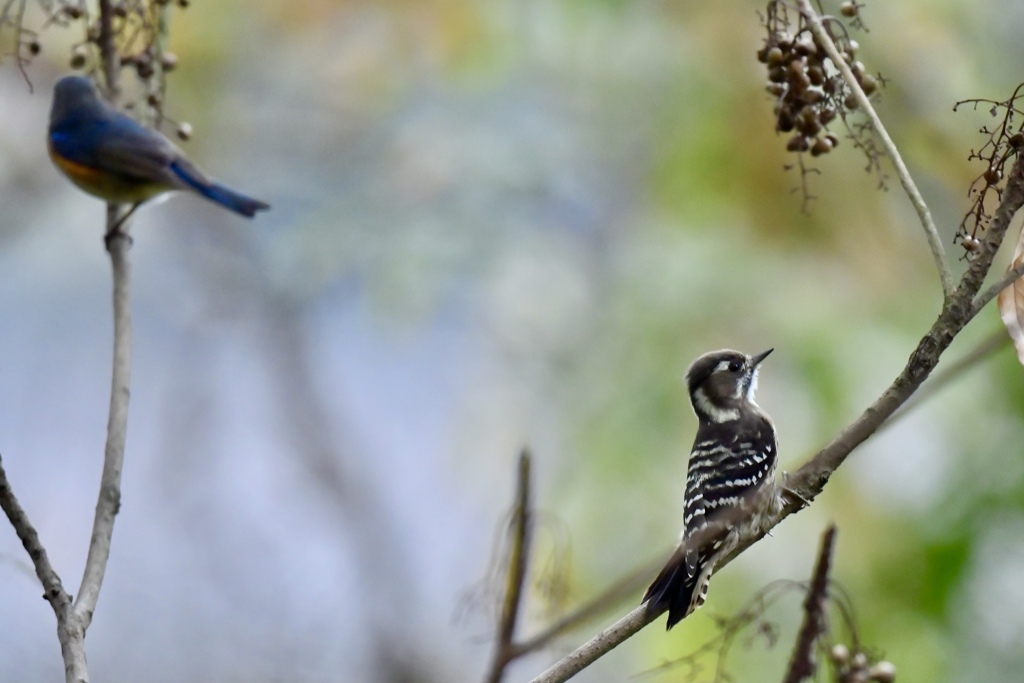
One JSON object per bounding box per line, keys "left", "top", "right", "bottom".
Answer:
{"left": 643, "top": 548, "right": 709, "bottom": 630}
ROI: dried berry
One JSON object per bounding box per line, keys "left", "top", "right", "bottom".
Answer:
{"left": 861, "top": 74, "right": 878, "bottom": 95}
{"left": 786, "top": 134, "right": 809, "bottom": 152}
{"left": 161, "top": 52, "right": 179, "bottom": 71}
{"left": 811, "top": 137, "right": 833, "bottom": 156}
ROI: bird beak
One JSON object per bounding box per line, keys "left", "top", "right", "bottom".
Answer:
{"left": 751, "top": 348, "right": 774, "bottom": 366}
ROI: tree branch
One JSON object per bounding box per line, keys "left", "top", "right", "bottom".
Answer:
{"left": 71, "top": 0, "right": 133, "bottom": 634}
{"left": 781, "top": 525, "right": 836, "bottom": 683}
{"left": 797, "top": 0, "right": 954, "bottom": 298}
{"left": 0, "top": 455, "right": 88, "bottom": 682}
{"left": 972, "top": 257, "right": 1024, "bottom": 316}
{"left": 509, "top": 557, "right": 660, "bottom": 659}
{"left": 527, "top": 154, "right": 1024, "bottom": 683}
{"left": 74, "top": 229, "right": 132, "bottom": 629}
{"left": 482, "top": 450, "right": 534, "bottom": 683}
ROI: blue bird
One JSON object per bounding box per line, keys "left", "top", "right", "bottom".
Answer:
{"left": 48, "top": 75, "right": 269, "bottom": 218}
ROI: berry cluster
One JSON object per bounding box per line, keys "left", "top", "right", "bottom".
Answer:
{"left": 954, "top": 86, "right": 1024, "bottom": 256}
{"left": 758, "top": 2, "right": 878, "bottom": 162}
{"left": 830, "top": 643, "right": 896, "bottom": 683}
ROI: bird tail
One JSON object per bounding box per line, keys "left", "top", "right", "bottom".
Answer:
{"left": 170, "top": 160, "right": 270, "bottom": 218}
{"left": 643, "top": 549, "right": 708, "bottom": 630}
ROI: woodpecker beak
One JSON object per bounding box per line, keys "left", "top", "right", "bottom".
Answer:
{"left": 751, "top": 348, "right": 774, "bottom": 366}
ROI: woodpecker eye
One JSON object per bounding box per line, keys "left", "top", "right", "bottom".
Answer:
{"left": 728, "top": 360, "right": 743, "bottom": 372}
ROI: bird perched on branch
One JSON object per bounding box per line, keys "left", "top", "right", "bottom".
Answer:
{"left": 47, "top": 75, "right": 269, "bottom": 219}
{"left": 643, "top": 348, "right": 783, "bottom": 629}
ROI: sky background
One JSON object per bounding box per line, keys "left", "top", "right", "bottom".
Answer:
{"left": 2, "top": 1, "right": 1024, "bottom": 682}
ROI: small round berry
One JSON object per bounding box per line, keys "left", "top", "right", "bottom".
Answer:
{"left": 70, "top": 45, "right": 88, "bottom": 69}
{"left": 28, "top": 39, "right": 42, "bottom": 55}
{"left": 802, "top": 88, "right": 825, "bottom": 104}
{"left": 861, "top": 74, "right": 878, "bottom": 95}
{"left": 787, "top": 134, "right": 810, "bottom": 152}
{"left": 176, "top": 121, "right": 193, "bottom": 141}
{"left": 984, "top": 166, "right": 1002, "bottom": 184}
{"left": 777, "top": 106, "right": 796, "bottom": 132}
{"left": 811, "top": 136, "right": 833, "bottom": 156}
{"left": 840, "top": 2, "right": 858, "bottom": 17}
{"left": 161, "top": 51, "right": 179, "bottom": 71}
{"left": 831, "top": 644, "right": 850, "bottom": 664}
{"left": 869, "top": 661, "right": 896, "bottom": 683}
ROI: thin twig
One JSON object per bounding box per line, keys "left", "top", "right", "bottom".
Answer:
{"left": 527, "top": 155, "right": 1024, "bottom": 683}
{"left": 797, "top": 0, "right": 954, "bottom": 298}
{"left": 482, "top": 450, "right": 534, "bottom": 683}
{"left": 509, "top": 557, "right": 661, "bottom": 658}
{"left": 781, "top": 525, "right": 836, "bottom": 683}
{"left": 0, "top": 455, "right": 88, "bottom": 682}
{"left": 0, "top": 455, "right": 72, "bottom": 612}
{"left": 972, "top": 257, "right": 1024, "bottom": 315}
{"left": 71, "top": 0, "right": 133, "bottom": 634}
{"left": 887, "top": 328, "right": 1008, "bottom": 423}
{"left": 74, "top": 230, "right": 132, "bottom": 629}
{"left": 96, "top": 0, "right": 119, "bottom": 99}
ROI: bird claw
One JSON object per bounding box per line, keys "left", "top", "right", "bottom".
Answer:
{"left": 104, "top": 227, "right": 133, "bottom": 251}
{"left": 781, "top": 471, "right": 812, "bottom": 509}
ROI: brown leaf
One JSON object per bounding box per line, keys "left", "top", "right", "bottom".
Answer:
{"left": 998, "top": 229, "right": 1024, "bottom": 365}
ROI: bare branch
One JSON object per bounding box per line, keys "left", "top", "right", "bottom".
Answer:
{"left": 74, "top": 228, "right": 132, "bottom": 629}
{"left": 0, "top": 455, "right": 89, "bottom": 682}
{"left": 71, "top": 0, "right": 133, "bottom": 632}
{"left": 483, "top": 450, "right": 534, "bottom": 683}
{"left": 530, "top": 605, "right": 653, "bottom": 683}
{"left": 889, "top": 328, "right": 1008, "bottom": 422}
{"left": 972, "top": 258, "right": 1024, "bottom": 316}
{"left": 797, "top": 0, "right": 954, "bottom": 298}
{"left": 510, "top": 557, "right": 660, "bottom": 658}
{"left": 0, "top": 455, "right": 72, "bottom": 612}
{"left": 96, "top": 0, "right": 120, "bottom": 99}
{"left": 781, "top": 525, "right": 836, "bottom": 683}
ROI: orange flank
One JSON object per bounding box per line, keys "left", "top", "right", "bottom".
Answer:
{"left": 47, "top": 141, "right": 164, "bottom": 204}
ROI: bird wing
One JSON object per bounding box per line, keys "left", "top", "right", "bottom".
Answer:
{"left": 50, "top": 109, "right": 179, "bottom": 185}
{"left": 91, "top": 113, "right": 180, "bottom": 183}
{"left": 682, "top": 416, "right": 777, "bottom": 575}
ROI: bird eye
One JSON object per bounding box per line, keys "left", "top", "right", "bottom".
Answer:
{"left": 728, "top": 360, "right": 743, "bottom": 372}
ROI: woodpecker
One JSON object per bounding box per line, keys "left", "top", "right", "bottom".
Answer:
{"left": 643, "top": 348, "right": 783, "bottom": 629}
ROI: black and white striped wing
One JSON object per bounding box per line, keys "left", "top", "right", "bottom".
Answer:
{"left": 682, "top": 414, "right": 778, "bottom": 574}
